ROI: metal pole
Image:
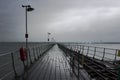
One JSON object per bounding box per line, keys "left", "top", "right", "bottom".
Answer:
{"left": 102, "top": 48, "right": 105, "bottom": 61}
{"left": 26, "top": 7, "right": 28, "bottom": 49}
{"left": 11, "top": 53, "right": 18, "bottom": 77}
{"left": 48, "top": 33, "right": 49, "bottom": 42}
{"left": 25, "top": 7, "right": 29, "bottom": 67}
{"left": 81, "top": 46, "right": 84, "bottom": 67}
{"left": 93, "top": 47, "right": 96, "bottom": 59}
{"left": 86, "top": 46, "right": 89, "bottom": 56}
{"left": 22, "top": 5, "right": 34, "bottom": 69}
{"left": 113, "top": 49, "right": 117, "bottom": 64}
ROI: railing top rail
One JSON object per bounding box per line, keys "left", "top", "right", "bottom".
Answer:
{"left": 61, "top": 43, "right": 120, "bottom": 51}
{"left": 0, "top": 43, "right": 55, "bottom": 57}
{"left": 0, "top": 49, "right": 18, "bottom": 57}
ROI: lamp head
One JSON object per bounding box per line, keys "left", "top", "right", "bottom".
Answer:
{"left": 27, "top": 7, "right": 34, "bottom": 11}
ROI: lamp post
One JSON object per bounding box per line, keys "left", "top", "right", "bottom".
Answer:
{"left": 22, "top": 5, "right": 34, "bottom": 67}
{"left": 48, "top": 32, "right": 51, "bottom": 42}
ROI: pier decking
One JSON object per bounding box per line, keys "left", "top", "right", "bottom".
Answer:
{"left": 24, "top": 45, "right": 78, "bottom": 80}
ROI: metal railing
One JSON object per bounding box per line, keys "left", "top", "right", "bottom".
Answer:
{"left": 60, "top": 43, "right": 120, "bottom": 64}
{"left": 0, "top": 42, "right": 55, "bottom": 80}
{"left": 58, "top": 44, "right": 91, "bottom": 80}
{"left": 58, "top": 43, "right": 118, "bottom": 80}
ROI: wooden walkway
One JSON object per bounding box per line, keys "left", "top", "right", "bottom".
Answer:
{"left": 25, "top": 45, "right": 78, "bottom": 80}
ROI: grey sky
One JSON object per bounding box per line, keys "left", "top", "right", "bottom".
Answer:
{"left": 0, "top": 0, "right": 120, "bottom": 42}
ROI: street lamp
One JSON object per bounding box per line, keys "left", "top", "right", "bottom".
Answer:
{"left": 22, "top": 5, "right": 34, "bottom": 67}
{"left": 48, "top": 32, "right": 51, "bottom": 42}
{"left": 22, "top": 5, "right": 34, "bottom": 49}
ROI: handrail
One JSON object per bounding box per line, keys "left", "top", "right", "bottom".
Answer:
{"left": 0, "top": 42, "right": 55, "bottom": 80}
{"left": 58, "top": 43, "right": 118, "bottom": 80}
{"left": 0, "top": 49, "right": 18, "bottom": 57}
{"left": 61, "top": 43, "right": 120, "bottom": 64}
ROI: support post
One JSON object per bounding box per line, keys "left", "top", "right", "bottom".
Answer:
{"left": 28, "top": 48, "right": 32, "bottom": 64}
{"left": 113, "top": 49, "right": 117, "bottom": 64}
{"left": 93, "top": 47, "right": 96, "bottom": 59}
{"left": 11, "top": 52, "right": 18, "bottom": 77}
{"left": 102, "top": 48, "right": 105, "bottom": 61}
{"left": 86, "top": 46, "right": 89, "bottom": 56}
{"left": 81, "top": 46, "right": 84, "bottom": 67}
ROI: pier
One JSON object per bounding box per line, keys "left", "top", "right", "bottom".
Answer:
{"left": 0, "top": 42, "right": 119, "bottom": 80}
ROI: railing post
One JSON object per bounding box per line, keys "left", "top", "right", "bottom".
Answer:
{"left": 28, "top": 48, "right": 32, "bottom": 64}
{"left": 113, "top": 49, "right": 117, "bottom": 64}
{"left": 78, "top": 61, "right": 79, "bottom": 80}
{"left": 81, "top": 46, "right": 84, "bottom": 67}
{"left": 33, "top": 48, "right": 36, "bottom": 61}
{"left": 72, "top": 56, "right": 75, "bottom": 72}
{"left": 36, "top": 47, "right": 39, "bottom": 59}
{"left": 11, "top": 52, "right": 18, "bottom": 77}
{"left": 79, "top": 45, "right": 81, "bottom": 54}
{"left": 86, "top": 46, "right": 89, "bottom": 56}
{"left": 93, "top": 47, "right": 96, "bottom": 59}
{"left": 39, "top": 47, "right": 41, "bottom": 57}
{"left": 118, "top": 66, "right": 120, "bottom": 80}
{"left": 102, "top": 48, "right": 105, "bottom": 61}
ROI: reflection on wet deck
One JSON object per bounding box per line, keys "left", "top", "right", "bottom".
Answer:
{"left": 26, "top": 45, "right": 78, "bottom": 80}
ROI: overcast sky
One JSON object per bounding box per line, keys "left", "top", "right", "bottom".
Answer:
{"left": 0, "top": 0, "right": 120, "bottom": 42}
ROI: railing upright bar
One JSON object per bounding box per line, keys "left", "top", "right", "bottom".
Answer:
{"left": 93, "top": 47, "right": 96, "bottom": 59}
{"left": 79, "top": 45, "right": 81, "bottom": 54}
{"left": 33, "top": 48, "right": 36, "bottom": 61}
{"left": 78, "top": 61, "right": 79, "bottom": 80}
{"left": 81, "top": 46, "right": 84, "bottom": 67}
{"left": 86, "top": 46, "right": 89, "bottom": 56}
{"left": 28, "top": 48, "right": 32, "bottom": 64}
{"left": 36, "top": 48, "right": 39, "bottom": 59}
{"left": 39, "top": 47, "right": 41, "bottom": 57}
{"left": 11, "top": 52, "right": 18, "bottom": 77}
{"left": 102, "top": 48, "right": 105, "bottom": 61}
{"left": 113, "top": 49, "right": 117, "bottom": 64}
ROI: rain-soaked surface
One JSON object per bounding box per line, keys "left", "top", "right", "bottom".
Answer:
{"left": 25, "top": 45, "right": 78, "bottom": 80}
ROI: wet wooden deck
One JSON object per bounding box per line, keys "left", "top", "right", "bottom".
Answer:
{"left": 25, "top": 45, "right": 78, "bottom": 80}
